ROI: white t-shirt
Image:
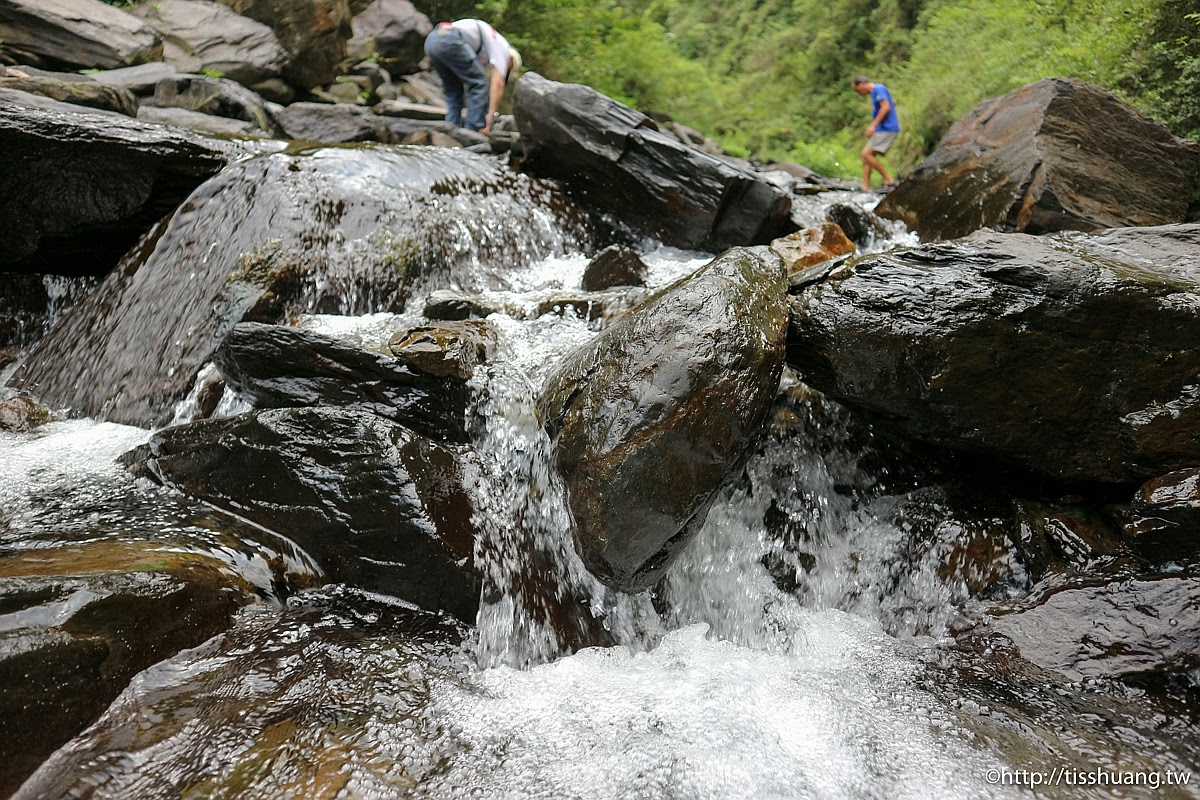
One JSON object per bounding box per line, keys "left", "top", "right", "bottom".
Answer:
{"left": 451, "top": 19, "right": 513, "bottom": 81}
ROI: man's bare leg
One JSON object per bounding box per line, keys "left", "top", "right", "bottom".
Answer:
{"left": 861, "top": 146, "right": 894, "bottom": 190}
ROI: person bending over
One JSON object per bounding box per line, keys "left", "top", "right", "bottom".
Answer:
{"left": 424, "top": 19, "right": 521, "bottom": 133}
{"left": 851, "top": 75, "right": 899, "bottom": 192}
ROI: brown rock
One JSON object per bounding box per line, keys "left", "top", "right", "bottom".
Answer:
{"left": 771, "top": 222, "right": 856, "bottom": 274}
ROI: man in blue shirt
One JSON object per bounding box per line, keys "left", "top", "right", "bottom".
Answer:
{"left": 851, "top": 75, "right": 899, "bottom": 192}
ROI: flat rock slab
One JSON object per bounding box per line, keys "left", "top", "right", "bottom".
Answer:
{"left": 513, "top": 72, "right": 794, "bottom": 252}
{"left": 0, "top": 73, "right": 137, "bottom": 115}
{"left": 786, "top": 224, "right": 1200, "bottom": 484}
{"left": 539, "top": 246, "right": 788, "bottom": 590}
{"left": 0, "top": 0, "right": 162, "bottom": 70}
{"left": 877, "top": 78, "right": 1200, "bottom": 240}
{"left": 0, "top": 88, "right": 233, "bottom": 274}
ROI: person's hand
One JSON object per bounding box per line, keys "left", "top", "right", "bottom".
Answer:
{"left": 864, "top": 123, "right": 877, "bottom": 137}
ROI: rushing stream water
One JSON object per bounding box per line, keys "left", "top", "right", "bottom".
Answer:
{"left": 3, "top": 186, "right": 1198, "bottom": 799}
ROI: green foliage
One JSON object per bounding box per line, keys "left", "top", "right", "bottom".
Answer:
{"left": 200, "top": 68, "right": 226, "bottom": 79}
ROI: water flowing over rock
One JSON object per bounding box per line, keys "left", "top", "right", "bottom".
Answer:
{"left": 214, "top": 321, "right": 473, "bottom": 442}
{"left": 131, "top": 0, "right": 289, "bottom": 87}
{"left": 346, "top": 0, "right": 431, "bottom": 71}
{"left": 8, "top": 146, "right": 588, "bottom": 427}
{"left": 0, "top": 90, "right": 233, "bottom": 274}
{"left": 876, "top": 78, "right": 1200, "bottom": 240}
{"left": 0, "top": 73, "right": 137, "bottom": 116}
{"left": 0, "top": 0, "right": 163, "bottom": 71}
{"left": 150, "top": 73, "right": 284, "bottom": 135}
{"left": 538, "top": 246, "right": 789, "bottom": 590}
{"left": 1126, "top": 467, "right": 1200, "bottom": 561}
{"left": 786, "top": 224, "right": 1200, "bottom": 484}
{"left": 580, "top": 245, "right": 647, "bottom": 291}
{"left": 388, "top": 320, "right": 496, "bottom": 381}
{"left": 214, "top": 0, "right": 352, "bottom": 91}
{"left": 129, "top": 407, "right": 482, "bottom": 620}
{"left": 513, "top": 72, "right": 794, "bottom": 252}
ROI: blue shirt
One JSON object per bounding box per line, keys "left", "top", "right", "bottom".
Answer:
{"left": 871, "top": 83, "right": 900, "bottom": 132}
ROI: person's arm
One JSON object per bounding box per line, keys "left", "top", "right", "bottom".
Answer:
{"left": 484, "top": 68, "right": 505, "bottom": 132}
{"left": 866, "top": 98, "right": 890, "bottom": 135}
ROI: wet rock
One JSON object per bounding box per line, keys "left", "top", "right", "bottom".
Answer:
{"left": 8, "top": 146, "right": 587, "bottom": 427}
{"left": 376, "top": 115, "right": 487, "bottom": 147}
{"left": 214, "top": 0, "right": 353, "bottom": 91}
{"left": 988, "top": 573, "right": 1200, "bottom": 680}
{"left": 0, "top": 0, "right": 162, "bottom": 71}
{"left": 89, "top": 61, "right": 179, "bottom": 95}
{"left": 137, "top": 104, "right": 268, "bottom": 137}
{"left": 786, "top": 224, "right": 1200, "bottom": 484}
{"left": 151, "top": 73, "right": 283, "bottom": 135}
{"left": 422, "top": 287, "right": 648, "bottom": 324}
{"left": 346, "top": 0, "right": 431, "bottom": 72}
{"left": 388, "top": 319, "right": 496, "bottom": 381}
{"left": 1126, "top": 468, "right": 1200, "bottom": 562}
{"left": 132, "top": 407, "right": 482, "bottom": 619}
{"left": 0, "top": 89, "right": 233, "bottom": 274}
{"left": 0, "top": 274, "right": 49, "bottom": 346}
{"left": 876, "top": 78, "right": 1200, "bottom": 240}
{"left": 539, "top": 246, "right": 788, "bottom": 590}
{"left": 581, "top": 245, "right": 647, "bottom": 291}
{"left": 1015, "top": 499, "right": 1125, "bottom": 567}
{"left": 0, "top": 395, "right": 52, "bottom": 431}
{"left": 661, "top": 121, "right": 723, "bottom": 156}
{"left": 401, "top": 128, "right": 461, "bottom": 148}
{"left": 827, "top": 203, "right": 887, "bottom": 249}
{"left": 771, "top": 222, "right": 856, "bottom": 275}
{"left": 514, "top": 72, "right": 794, "bottom": 252}
{"left": 374, "top": 98, "right": 446, "bottom": 120}
{"left": 0, "top": 73, "right": 137, "bottom": 115}
{"left": 278, "top": 100, "right": 394, "bottom": 142}
{"left": 214, "top": 321, "right": 472, "bottom": 442}
{"left": 132, "top": 0, "right": 289, "bottom": 86}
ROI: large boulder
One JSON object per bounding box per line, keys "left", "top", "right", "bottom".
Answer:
{"left": 0, "top": 89, "right": 233, "bottom": 274}
{"left": 513, "top": 72, "right": 794, "bottom": 252}
{"left": 877, "top": 78, "right": 1200, "bottom": 240}
{"left": 214, "top": 321, "right": 473, "bottom": 442}
{"left": 278, "top": 100, "right": 395, "bottom": 142}
{"left": 8, "top": 146, "right": 588, "bottom": 427}
{"left": 0, "top": 0, "right": 162, "bottom": 70}
{"left": 128, "top": 406, "right": 482, "bottom": 619}
{"left": 137, "top": 104, "right": 268, "bottom": 137}
{"left": 215, "top": 0, "right": 353, "bottom": 90}
{"left": 1126, "top": 467, "right": 1200, "bottom": 562}
{"left": 89, "top": 61, "right": 180, "bottom": 95}
{"left": 539, "top": 247, "right": 788, "bottom": 590}
{"left": 346, "top": 0, "right": 431, "bottom": 72}
{"left": 150, "top": 73, "right": 284, "bottom": 135}
{"left": 0, "top": 72, "right": 138, "bottom": 115}
{"left": 786, "top": 224, "right": 1200, "bottom": 484}
{"left": 131, "top": 0, "right": 289, "bottom": 86}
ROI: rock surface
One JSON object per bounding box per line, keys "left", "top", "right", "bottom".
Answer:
{"left": 131, "top": 407, "right": 482, "bottom": 619}
{"left": 214, "top": 321, "right": 473, "bottom": 442}
{"left": 787, "top": 224, "right": 1200, "bottom": 484}
{"left": 539, "top": 246, "right": 788, "bottom": 590}
{"left": 0, "top": 73, "right": 137, "bottom": 116}
{"left": 346, "top": 0, "right": 431, "bottom": 71}
{"left": 876, "top": 78, "right": 1200, "bottom": 240}
{"left": 215, "top": 0, "right": 353, "bottom": 90}
{"left": 0, "top": 0, "right": 162, "bottom": 70}
{"left": 132, "top": 0, "right": 289, "bottom": 86}
{"left": 137, "top": 104, "right": 267, "bottom": 137}
{"left": 89, "top": 61, "right": 179, "bottom": 95}
{"left": 771, "top": 222, "right": 856, "bottom": 274}
{"left": 388, "top": 320, "right": 496, "bottom": 381}
{"left": 151, "top": 73, "right": 284, "bottom": 135}
{"left": 8, "top": 146, "right": 587, "bottom": 427}
{"left": 514, "top": 72, "right": 794, "bottom": 252}
{"left": 0, "top": 89, "right": 233, "bottom": 274}
{"left": 581, "top": 245, "right": 648, "bottom": 291}
{"left": 1126, "top": 467, "right": 1200, "bottom": 561}
{"left": 278, "top": 100, "right": 394, "bottom": 142}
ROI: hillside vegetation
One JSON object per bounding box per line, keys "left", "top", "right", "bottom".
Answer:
{"left": 424, "top": 0, "right": 1198, "bottom": 178}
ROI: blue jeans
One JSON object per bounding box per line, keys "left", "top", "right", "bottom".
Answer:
{"left": 424, "top": 26, "right": 489, "bottom": 130}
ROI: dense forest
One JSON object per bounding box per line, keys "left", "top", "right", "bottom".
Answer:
{"left": 419, "top": 0, "right": 1199, "bottom": 178}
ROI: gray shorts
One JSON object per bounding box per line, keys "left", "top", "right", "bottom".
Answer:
{"left": 867, "top": 131, "right": 898, "bottom": 154}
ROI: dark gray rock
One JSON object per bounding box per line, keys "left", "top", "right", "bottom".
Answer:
{"left": 513, "top": 72, "right": 794, "bottom": 252}
{"left": 877, "top": 78, "right": 1200, "bottom": 240}
{"left": 151, "top": 73, "right": 283, "bottom": 135}
{"left": 278, "top": 100, "right": 394, "bottom": 142}
{"left": 827, "top": 202, "right": 888, "bottom": 249}
{"left": 8, "top": 146, "right": 588, "bottom": 427}
{"left": 786, "top": 224, "right": 1200, "bottom": 484}
{"left": 132, "top": 0, "right": 289, "bottom": 86}
{"left": 131, "top": 406, "right": 482, "bottom": 619}
{"left": 214, "top": 321, "right": 472, "bottom": 442}
{"left": 388, "top": 319, "right": 496, "bottom": 381}
{"left": 539, "top": 246, "right": 788, "bottom": 590}
{"left": 0, "top": 89, "right": 233, "bottom": 274}
{"left": 215, "top": 0, "right": 353, "bottom": 90}
{"left": 375, "top": 114, "right": 486, "bottom": 147}
{"left": 346, "top": 0, "right": 430, "bottom": 72}
{"left": 0, "top": 0, "right": 162, "bottom": 70}
{"left": 89, "top": 61, "right": 179, "bottom": 95}
{"left": 421, "top": 287, "right": 648, "bottom": 324}
{"left": 1126, "top": 468, "right": 1200, "bottom": 561}
{"left": 137, "top": 104, "right": 267, "bottom": 137}
{"left": 581, "top": 245, "right": 647, "bottom": 291}
{"left": 989, "top": 573, "right": 1200, "bottom": 680}
{"left": 0, "top": 72, "right": 137, "bottom": 115}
